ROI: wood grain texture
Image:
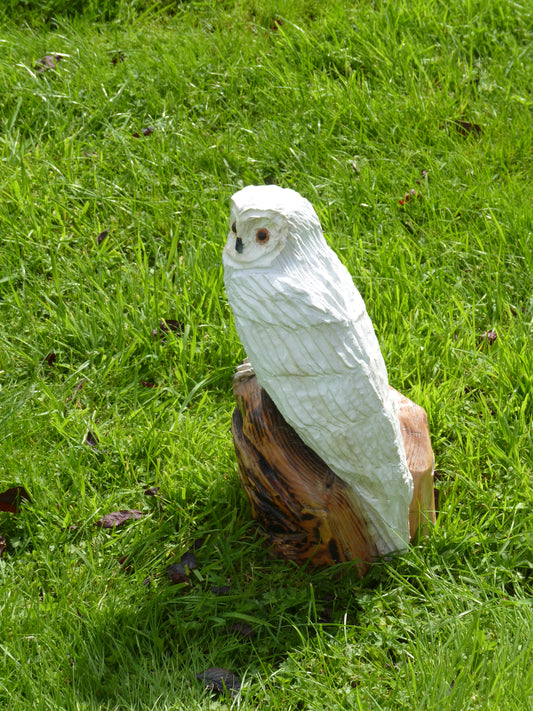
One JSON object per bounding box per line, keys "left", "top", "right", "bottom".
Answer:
{"left": 232, "top": 368, "right": 435, "bottom": 574}
{"left": 394, "top": 390, "right": 436, "bottom": 538}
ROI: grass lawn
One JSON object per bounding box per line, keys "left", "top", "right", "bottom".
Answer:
{"left": 0, "top": 0, "right": 532, "bottom": 708}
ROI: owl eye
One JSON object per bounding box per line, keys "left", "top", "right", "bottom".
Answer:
{"left": 231, "top": 221, "right": 237, "bottom": 234}
{"left": 256, "top": 229, "right": 269, "bottom": 243}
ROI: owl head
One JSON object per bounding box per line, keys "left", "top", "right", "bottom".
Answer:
{"left": 223, "top": 185, "right": 323, "bottom": 269}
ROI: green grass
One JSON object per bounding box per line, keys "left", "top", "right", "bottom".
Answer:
{"left": 0, "top": 0, "right": 532, "bottom": 708}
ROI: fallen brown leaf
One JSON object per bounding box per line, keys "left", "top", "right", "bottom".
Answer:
{"left": 152, "top": 319, "right": 184, "bottom": 340}
{"left": 0, "top": 486, "right": 31, "bottom": 513}
{"left": 95, "top": 510, "right": 144, "bottom": 528}
{"left": 481, "top": 329, "right": 498, "bottom": 345}
{"left": 133, "top": 127, "right": 154, "bottom": 138}
{"left": 167, "top": 563, "right": 190, "bottom": 585}
{"left": 452, "top": 119, "right": 482, "bottom": 137}
{"left": 143, "top": 486, "right": 160, "bottom": 496}
{"left": 196, "top": 668, "right": 241, "bottom": 698}
{"left": 85, "top": 431, "right": 99, "bottom": 448}
{"left": 226, "top": 622, "right": 254, "bottom": 639}
{"left": 34, "top": 54, "right": 62, "bottom": 73}
{"left": 117, "top": 555, "right": 133, "bottom": 573}
{"left": 97, "top": 229, "right": 110, "bottom": 244}
{"left": 180, "top": 550, "right": 198, "bottom": 570}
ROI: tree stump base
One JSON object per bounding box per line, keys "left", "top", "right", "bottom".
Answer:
{"left": 231, "top": 361, "right": 435, "bottom": 576}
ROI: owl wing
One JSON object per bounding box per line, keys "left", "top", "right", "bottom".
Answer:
{"left": 225, "top": 254, "right": 413, "bottom": 555}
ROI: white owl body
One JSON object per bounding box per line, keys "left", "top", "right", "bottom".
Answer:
{"left": 223, "top": 185, "right": 413, "bottom": 555}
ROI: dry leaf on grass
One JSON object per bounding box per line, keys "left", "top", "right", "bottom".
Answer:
{"left": 0, "top": 486, "right": 30, "bottom": 513}
{"left": 132, "top": 127, "right": 155, "bottom": 138}
{"left": 167, "top": 563, "right": 190, "bottom": 585}
{"left": 34, "top": 55, "right": 62, "bottom": 73}
{"left": 196, "top": 668, "right": 241, "bottom": 697}
{"left": 97, "top": 229, "right": 110, "bottom": 244}
{"left": 143, "top": 486, "right": 160, "bottom": 496}
{"left": 481, "top": 329, "right": 498, "bottom": 345}
{"left": 180, "top": 550, "right": 198, "bottom": 570}
{"left": 95, "top": 510, "right": 144, "bottom": 528}
{"left": 152, "top": 319, "right": 184, "bottom": 340}
{"left": 226, "top": 622, "right": 254, "bottom": 639}
{"left": 85, "top": 431, "right": 99, "bottom": 448}
{"left": 192, "top": 536, "right": 206, "bottom": 550}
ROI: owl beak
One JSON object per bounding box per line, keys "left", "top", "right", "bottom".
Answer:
{"left": 235, "top": 237, "right": 243, "bottom": 254}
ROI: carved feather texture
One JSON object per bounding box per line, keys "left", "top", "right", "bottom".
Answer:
{"left": 223, "top": 185, "right": 413, "bottom": 555}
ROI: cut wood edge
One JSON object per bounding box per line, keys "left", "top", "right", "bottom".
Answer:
{"left": 392, "top": 389, "right": 436, "bottom": 539}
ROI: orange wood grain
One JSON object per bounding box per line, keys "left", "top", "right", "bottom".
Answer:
{"left": 232, "top": 370, "right": 435, "bottom": 574}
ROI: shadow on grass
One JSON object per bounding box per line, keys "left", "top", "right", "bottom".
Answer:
{"left": 68, "top": 516, "right": 389, "bottom": 707}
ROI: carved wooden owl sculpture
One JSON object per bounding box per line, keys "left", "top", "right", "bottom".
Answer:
{"left": 223, "top": 185, "right": 414, "bottom": 556}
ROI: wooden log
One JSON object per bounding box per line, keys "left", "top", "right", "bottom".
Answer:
{"left": 231, "top": 362, "right": 435, "bottom": 575}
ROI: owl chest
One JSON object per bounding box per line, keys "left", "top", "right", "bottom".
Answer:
{"left": 227, "top": 269, "right": 350, "bottom": 326}
{"left": 229, "top": 272, "right": 369, "bottom": 374}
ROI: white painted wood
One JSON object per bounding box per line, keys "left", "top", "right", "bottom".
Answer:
{"left": 223, "top": 185, "right": 413, "bottom": 555}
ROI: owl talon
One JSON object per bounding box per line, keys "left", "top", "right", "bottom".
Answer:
{"left": 233, "top": 358, "right": 255, "bottom": 384}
